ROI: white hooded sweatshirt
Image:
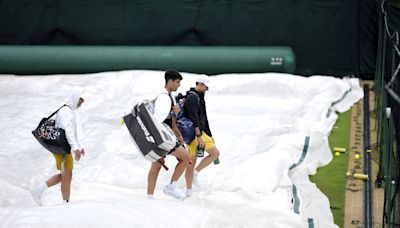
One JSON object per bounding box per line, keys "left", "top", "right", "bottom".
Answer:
{"left": 55, "top": 88, "right": 85, "bottom": 152}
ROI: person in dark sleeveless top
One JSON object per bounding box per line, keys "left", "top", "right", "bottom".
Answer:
{"left": 148, "top": 69, "right": 190, "bottom": 200}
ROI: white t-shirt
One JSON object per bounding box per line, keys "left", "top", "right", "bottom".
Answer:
{"left": 153, "top": 88, "right": 176, "bottom": 124}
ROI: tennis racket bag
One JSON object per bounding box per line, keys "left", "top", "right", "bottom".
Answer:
{"left": 124, "top": 100, "right": 176, "bottom": 162}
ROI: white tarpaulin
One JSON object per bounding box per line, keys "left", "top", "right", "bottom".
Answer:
{"left": 0, "top": 71, "right": 363, "bottom": 228}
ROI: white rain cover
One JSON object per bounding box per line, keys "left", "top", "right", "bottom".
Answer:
{"left": 0, "top": 70, "right": 363, "bottom": 228}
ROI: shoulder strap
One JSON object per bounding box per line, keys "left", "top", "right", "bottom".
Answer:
{"left": 47, "top": 104, "right": 68, "bottom": 119}
{"left": 154, "top": 92, "right": 173, "bottom": 106}
{"left": 168, "top": 94, "right": 174, "bottom": 106}
{"left": 186, "top": 91, "right": 200, "bottom": 104}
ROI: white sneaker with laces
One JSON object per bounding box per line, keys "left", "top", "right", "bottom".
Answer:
{"left": 32, "top": 189, "right": 43, "bottom": 206}
{"left": 31, "top": 182, "right": 47, "bottom": 206}
{"left": 163, "top": 184, "right": 187, "bottom": 200}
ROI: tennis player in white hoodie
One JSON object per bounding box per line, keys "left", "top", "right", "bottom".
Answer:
{"left": 32, "top": 88, "right": 86, "bottom": 206}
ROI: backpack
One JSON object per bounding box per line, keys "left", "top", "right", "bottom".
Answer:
{"left": 175, "top": 91, "right": 200, "bottom": 144}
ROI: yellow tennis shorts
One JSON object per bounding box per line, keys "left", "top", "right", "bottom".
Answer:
{"left": 187, "top": 132, "right": 216, "bottom": 157}
{"left": 53, "top": 153, "right": 73, "bottom": 171}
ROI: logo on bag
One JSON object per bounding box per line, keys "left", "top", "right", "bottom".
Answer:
{"left": 136, "top": 116, "right": 155, "bottom": 143}
{"left": 38, "top": 119, "right": 61, "bottom": 140}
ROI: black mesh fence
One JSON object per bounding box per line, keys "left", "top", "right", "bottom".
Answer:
{"left": 375, "top": 0, "right": 400, "bottom": 226}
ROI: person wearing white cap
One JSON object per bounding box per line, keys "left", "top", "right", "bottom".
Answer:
{"left": 32, "top": 88, "right": 86, "bottom": 206}
{"left": 183, "top": 75, "right": 220, "bottom": 196}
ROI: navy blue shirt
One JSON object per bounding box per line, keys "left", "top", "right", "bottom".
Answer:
{"left": 184, "top": 88, "right": 212, "bottom": 137}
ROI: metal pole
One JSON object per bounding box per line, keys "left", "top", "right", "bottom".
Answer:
{"left": 364, "top": 84, "right": 373, "bottom": 228}
{"left": 384, "top": 107, "right": 393, "bottom": 228}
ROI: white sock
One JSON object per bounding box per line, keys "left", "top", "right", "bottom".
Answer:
{"left": 147, "top": 194, "right": 154, "bottom": 200}
{"left": 194, "top": 170, "right": 199, "bottom": 177}
{"left": 185, "top": 188, "right": 193, "bottom": 196}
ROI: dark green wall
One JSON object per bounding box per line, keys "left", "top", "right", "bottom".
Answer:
{"left": 0, "top": 0, "right": 363, "bottom": 76}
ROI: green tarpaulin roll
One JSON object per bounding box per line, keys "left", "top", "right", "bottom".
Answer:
{"left": 0, "top": 46, "right": 295, "bottom": 75}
